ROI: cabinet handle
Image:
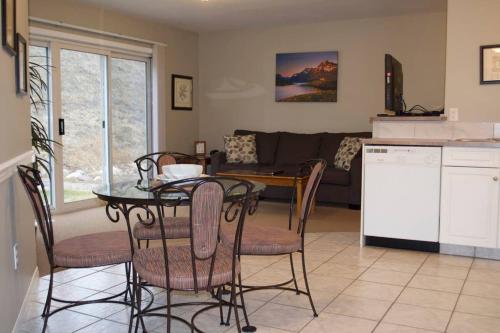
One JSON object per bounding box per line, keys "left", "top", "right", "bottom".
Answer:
{"left": 494, "top": 176, "right": 499, "bottom": 181}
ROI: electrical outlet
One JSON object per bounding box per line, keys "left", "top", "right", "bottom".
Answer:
{"left": 449, "top": 108, "right": 459, "bottom": 122}
{"left": 13, "top": 243, "right": 19, "bottom": 271}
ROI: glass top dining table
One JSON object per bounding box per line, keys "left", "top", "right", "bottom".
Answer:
{"left": 92, "top": 178, "right": 266, "bottom": 205}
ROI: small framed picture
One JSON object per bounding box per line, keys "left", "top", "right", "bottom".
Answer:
{"left": 15, "top": 33, "right": 27, "bottom": 95}
{"left": 480, "top": 44, "right": 500, "bottom": 84}
{"left": 172, "top": 74, "right": 193, "bottom": 110}
{"left": 1, "top": 0, "right": 17, "bottom": 55}
{"left": 194, "top": 141, "right": 206, "bottom": 156}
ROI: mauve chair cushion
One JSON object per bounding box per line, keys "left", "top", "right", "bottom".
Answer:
{"left": 133, "top": 217, "right": 190, "bottom": 240}
{"left": 274, "top": 132, "right": 322, "bottom": 165}
{"left": 234, "top": 129, "right": 280, "bottom": 165}
{"left": 220, "top": 223, "right": 302, "bottom": 255}
{"left": 53, "top": 231, "right": 131, "bottom": 268}
{"left": 318, "top": 132, "right": 372, "bottom": 165}
{"left": 133, "top": 244, "right": 239, "bottom": 290}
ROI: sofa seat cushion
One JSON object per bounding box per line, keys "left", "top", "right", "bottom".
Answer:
{"left": 321, "top": 167, "right": 350, "bottom": 186}
{"left": 275, "top": 132, "right": 322, "bottom": 165}
{"left": 235, "top": 130, "right": 280, "bottom": 165}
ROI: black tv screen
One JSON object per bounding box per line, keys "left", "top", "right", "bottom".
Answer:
{"left": 385, "top": 54, "right": 403, "bottom": 114}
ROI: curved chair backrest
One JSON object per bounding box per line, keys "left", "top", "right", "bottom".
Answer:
{"left": 134, "top": 152, "right": 201, "bottom": 180}
{"left": 290, "top": 159, "right": 327, "bottom": 235}
{"left": 151, "top": 177, "right": 254, "bottom": 292}
{"left": 17, "top": 165, "right": 55, "bottom": 265}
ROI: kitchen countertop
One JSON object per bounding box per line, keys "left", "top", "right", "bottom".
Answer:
{"left": 362, "top": 137, "right": 500, "bottom": 148}
{"left": 370, "top": 116, "right": 447, "bottom": 122}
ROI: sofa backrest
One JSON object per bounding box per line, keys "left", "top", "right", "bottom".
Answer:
{"left": 233, "top": 129, "right": 372, "bottom": 166}
{"left": 234, "top": 129, "right": 280, "bottom": 165}
{"left": 318, "top": 132, "right": 372, "bottom": 165}
{"left": 274, "top": 132, "right": 322, "bottom": 165}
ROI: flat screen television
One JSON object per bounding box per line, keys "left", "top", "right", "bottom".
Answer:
{"left": 385, "top": 54, "right": 404, "bottom": 114}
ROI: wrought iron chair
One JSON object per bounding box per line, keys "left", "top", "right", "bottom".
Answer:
{"left": 220, "top": 159, "right": 327, "bottom": 318}
{"left": 128, "top": 177, "right": 255, "bottom": 333}
{"left": 133, "top": 152, "right": 203, "bottom": 248}
{"left": 18, "top": 165, "right": 133, "bottom": 333}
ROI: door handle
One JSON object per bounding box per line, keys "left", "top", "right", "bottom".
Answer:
{"left": 493, "top": 176, "right": 498, "bottom": 182}
{"left": 58, "top": 119, "right": 65, "bottom": 136}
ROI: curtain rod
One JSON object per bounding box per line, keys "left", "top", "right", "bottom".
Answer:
{"left": 29, "top": 16, "right": 168, "bottom": 47}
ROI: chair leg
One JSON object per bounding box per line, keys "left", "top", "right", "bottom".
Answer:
{"left": 124, "top": 262, "right": 132, "bottom": 303}
{"left": 137, "top": 239, "right": 141, "bottom": 249}
{"left": 146, "top": 239, "right": 150, "bottom": 249}
{"left": 289, "top": 253, "right": 300, "bottom": 295}
{"left": 238, "top": 274, "right": 257, "bottom": 332}
{"left": 128, "top": 268, "right": 137, "bottom": 333}
{"left": 41, "top": 267, "right": 54, "bottom": 333}
{"left": 230, "top": 279, "right": 242, "bottom": 333}
{"left": 300, "top": 250, "right": 318, "bottom": 317}
{"left": 134, "top": 277, "right": 143, "bottom": 333}
{"left": 217, "top": 287, "right": 224, "bottom": 325}
{"left": 166, "top": 289, "right": 172, "bottom": 333}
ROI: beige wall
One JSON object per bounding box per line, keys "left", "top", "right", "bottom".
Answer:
{"left": 29, "top": 0, "right": 199, "bottom": 153}
{"left": 0, "top": 0, "right": 38, "bottom": 331}
{"left": 198, "top": 12, "right": 447, "bottom": 151}
{"left": 445, "top": 0, "right": 500, "bottom": 122}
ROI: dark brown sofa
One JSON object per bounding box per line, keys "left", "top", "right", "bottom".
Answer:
{"left": 210, "top": 129, "right": 371, "bottom": 207}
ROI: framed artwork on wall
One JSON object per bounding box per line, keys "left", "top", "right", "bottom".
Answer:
{"left": 172, "top": 74, "right": 193, "bottom": 110}
{"left": 276, "top": 51, "right": 338, "bottom": 102}
{"left": 1, "top": 0, "right": 16, "bottom": 56}
{"left": 480, "top": 45, "right": 500, "bottom": 84}
{"left": 15, "top": 33, "right": 27, "bottom": 95}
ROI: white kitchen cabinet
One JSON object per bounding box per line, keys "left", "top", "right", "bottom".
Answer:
{"left": 440, "top": 166, "right": 500, "bottom": 248}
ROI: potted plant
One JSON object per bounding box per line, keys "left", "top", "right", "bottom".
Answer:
{"left": 29, "top": 59, "right": 60, "bottom": 176}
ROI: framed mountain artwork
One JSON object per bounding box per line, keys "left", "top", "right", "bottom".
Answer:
{"left": 276, "top": 51, "right": 338, "bottom": 102}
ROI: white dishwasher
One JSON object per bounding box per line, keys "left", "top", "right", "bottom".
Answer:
{"left": 363, "top": 146, "right": 442, "bottom": 250}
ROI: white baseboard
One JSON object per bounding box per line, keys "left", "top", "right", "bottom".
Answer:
{"left": 12, "top": 267, "right": 39, "bottom": 333}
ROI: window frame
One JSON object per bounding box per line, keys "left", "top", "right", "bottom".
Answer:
{"left": 30, "top": 36, "right": 153, "bottom": 214}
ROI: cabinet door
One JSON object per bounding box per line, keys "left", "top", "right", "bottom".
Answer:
{"left": 440, "top": 167, "right": 500, "bottom": 248}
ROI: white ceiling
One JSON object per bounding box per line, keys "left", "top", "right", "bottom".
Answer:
{"left": 76, "top": 0, "right": 447, "bottom": 33}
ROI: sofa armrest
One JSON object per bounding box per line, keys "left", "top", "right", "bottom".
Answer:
{"left": 210, "top": 151, "right": 227, "bottom": 175}
{"left": 349, "top": 155, "right": 363, "bottom": 205}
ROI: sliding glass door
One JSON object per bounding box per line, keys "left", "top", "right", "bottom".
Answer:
{"left": 30, "top": 42, "right": 151, "bottom": 212}
{"left": 60, "top": 48, "right": 108, "bottom": 203}
{"left": 111, "top": 57, "right": 149, "bottom": 182}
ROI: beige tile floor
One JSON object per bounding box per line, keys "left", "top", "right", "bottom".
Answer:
{"left": 15, "top": 231, "right": 500, "bottom": 333}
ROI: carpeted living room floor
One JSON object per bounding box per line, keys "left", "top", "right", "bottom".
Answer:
{"left": 36, "top": 201, "right": 360, "bottom": 276}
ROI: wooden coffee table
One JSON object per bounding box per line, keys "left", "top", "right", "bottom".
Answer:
{"left": 216, "top": 170, "right": 310, "bottom": 217}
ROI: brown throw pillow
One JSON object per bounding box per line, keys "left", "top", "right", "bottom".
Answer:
{"left": 223, "top": 134, "right": 258, "bottom": 164}
{"left": 334, "top": 137, "right": 362, "bottom": 171}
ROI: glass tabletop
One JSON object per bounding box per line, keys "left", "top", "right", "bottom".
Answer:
{"left": 92, "top": 178, "right": 266, "bottom": 204}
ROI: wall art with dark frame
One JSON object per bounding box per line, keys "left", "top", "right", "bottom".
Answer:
{"left": 1, "top": 0, "right": 16, "bottom": 56}
{"left": 16, "top": 32, "right": 27, "bottom": 95}
{"left": 172, "top": 74, "right": 193, "bottom": 111}
{"left": 480, "top": 44, "right": 500, "bottom": 85}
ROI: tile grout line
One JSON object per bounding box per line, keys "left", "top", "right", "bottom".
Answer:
{"left": 369, "top": 251, "right": 430, "bottom": 332}
{"left": 241, "top": 236, "right": 356, "bottom": 332}
{"left": 443, "top": 257, "right": 473, "bottom": 332}
{"left": 295, "top": 243, "right": 388, "bottom": 332}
